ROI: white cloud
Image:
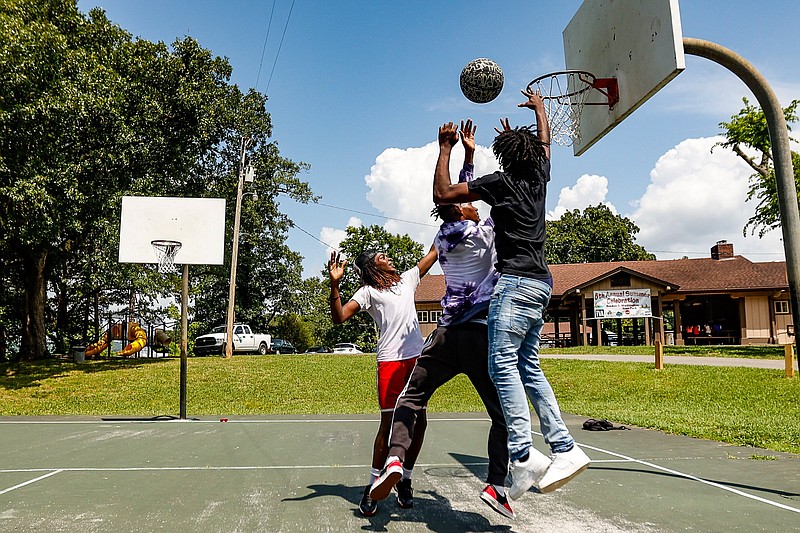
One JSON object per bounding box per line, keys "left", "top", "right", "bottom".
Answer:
{"left": 627, "top": 136, "right": 786, "bottom": 261}
{"left": 363, "top": 141, "right": 499, "bottom": 247}
{"left": 548, "top": 174, "right": 617, "bottom": 220}
{"left": 319, "top": 216, "right": 362, "bottom": 258}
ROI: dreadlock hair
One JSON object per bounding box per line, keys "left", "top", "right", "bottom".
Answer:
{"left": 355, "top": 250, "right": 401, "bottom": 291}
{"left": 430, "top": 204, "right": 462, "bottom": 223}
{"left": 492, "top": 125, "right": 548, "bottom": 188}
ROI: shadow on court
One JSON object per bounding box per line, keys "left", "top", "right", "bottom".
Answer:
{"left": 1, "top": 413, "right": 798, "bottom": 532}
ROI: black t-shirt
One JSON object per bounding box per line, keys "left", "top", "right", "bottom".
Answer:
{"left": 468, "top": 159, "right": 551, "bottom": 280}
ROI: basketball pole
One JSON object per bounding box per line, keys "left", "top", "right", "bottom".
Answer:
{"left": 683, "top": 38, "right": 800, "bottom": 375}
{"left": 180, "top": 263, "right": 189, "bottom": 419}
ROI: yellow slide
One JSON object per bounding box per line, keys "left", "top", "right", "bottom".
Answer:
{"left": 115, "top": 322, "right": 147, "bottom": 357}
{"left": 84, "top": 323, "right": 124, "bottom": 358}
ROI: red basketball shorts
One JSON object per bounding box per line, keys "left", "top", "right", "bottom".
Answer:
{"left": 376, "top": 357, "right": 418, "bottom": 412}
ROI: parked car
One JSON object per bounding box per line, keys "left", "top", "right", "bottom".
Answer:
{"left": 303, "top": 346, "right": 331, "bottom": 354}
{"left": 333, "top": 342, "right": 362, "bottom": 354}
{"left": 193, "top": 324, "right": 271, "bottom": 356}
{"left": 269, "top": 338, "right": 297, "bottom": 355}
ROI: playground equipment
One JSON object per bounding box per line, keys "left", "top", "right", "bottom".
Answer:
{"left": 84, "top": 318, "right": 173, "bottom": 358}
{"left": 84, "top": 323, "right": 124, "bottom": 357}
{"left": 116, "top": 322, "right": 148, "bottom": 357}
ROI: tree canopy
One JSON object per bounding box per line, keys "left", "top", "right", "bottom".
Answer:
{"left": 545, "top": 204, "right": 655, "bottom": 264}
{"left": 0, "top": 0, "right": 313, "bottom": 360}
{"left": 716, "top": 97, "right": 799, "bottom": 238}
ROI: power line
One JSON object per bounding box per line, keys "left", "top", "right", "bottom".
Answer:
{"left": 290, "top": 221, "right": 340, "bottom": 253}
{"left": 254, "top": 0, "right": 277, "bottom": 91}
{"left": 278, "top": 193, "right": 439, "bottom": 228}
{"left": 265, "top": 0, "right": 296, "bottom": 94}
{"left": 315, "top": 201, "right": 439, "bottom": 228}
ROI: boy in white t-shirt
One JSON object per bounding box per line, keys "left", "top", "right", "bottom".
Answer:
{"left": 328, "top": 246, "right": 437, "bottom": 516}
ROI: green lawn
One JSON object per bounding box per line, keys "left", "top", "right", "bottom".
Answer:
{"left": 1, "top": 354, "right": 798, "bottom": 453}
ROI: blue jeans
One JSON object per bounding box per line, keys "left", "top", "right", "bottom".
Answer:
{"left": 488, "top": 274, "right": 574, "bottom": 461}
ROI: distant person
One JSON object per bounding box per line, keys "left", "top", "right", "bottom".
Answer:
{"left": 431, "top": 89, "right": 590, "bottom": 500}
{"left": 369, "top": 120, "right": 515, "bottom": 519}
{"left": 328, "top": 245, "right": 437, "bottom": 516}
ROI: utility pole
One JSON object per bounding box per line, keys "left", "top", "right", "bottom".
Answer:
{"left": 224, "top": 137, "right": 250, "bottom": 358}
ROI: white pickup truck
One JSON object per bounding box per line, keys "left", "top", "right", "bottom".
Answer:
{"left": 193, "top": 324, "right": 271, "bottom": 356}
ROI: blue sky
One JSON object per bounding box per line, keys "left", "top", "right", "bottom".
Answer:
{"left": 77, "top": 0, "right": 800, "bottom": 278}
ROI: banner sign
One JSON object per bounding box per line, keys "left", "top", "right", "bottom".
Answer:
{"left": 593, "top": 289, "right": 652, "bottom": 318}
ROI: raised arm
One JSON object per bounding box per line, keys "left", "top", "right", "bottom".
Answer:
{"left": 519, "top": 89, "right": 550, "bottom": 160}
{"left": 328, "top": 251, "right": 360, "bottom": 324}
{"left": 416, "top": 242, "right": 438, "bottom": 278}
{"left": 460, "top": 118, "right": 476, "bottom": 166}
{"left": 433, "top": 122, "right": 482, "bottom": 204}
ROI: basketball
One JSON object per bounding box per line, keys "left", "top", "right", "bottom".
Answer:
{"left": 459, "top": 58, "right": 504, "bottom": 104}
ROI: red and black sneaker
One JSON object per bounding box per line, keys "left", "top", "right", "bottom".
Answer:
{"left": 369, "top": 458, "right": 403, "bottom": 501}
{"left": 480, "top": 485, "right": 516, "bottom": 519}
{"left": 359, "top": 485, "right": 378, "bottom": 517}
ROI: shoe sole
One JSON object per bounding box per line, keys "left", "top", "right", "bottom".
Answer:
{"left": 480, "top": 492, "right": 515, "bottom": 519}
{"left": 537, "top": 463, "right": 589, "bottom": 494}
{"left": 370, "top": 470, "right": 402, "bottom": 501}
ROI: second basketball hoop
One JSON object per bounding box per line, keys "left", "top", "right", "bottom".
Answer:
{"left": 151, "top": 240, "right": 183, "bottom": 274}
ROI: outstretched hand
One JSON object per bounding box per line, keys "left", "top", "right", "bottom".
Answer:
{"left": 494, "top": 117, "right": 513, "bottom": 135}
{"left": 438, "top": 122, "right": 459, "bottom": 148}
{"left": 328, "top": 251, "right": 346, "bottom": 283}
{"left": 518, "top": 88, "right": 544, "bottom": 110}
{"left": 459, "top": 119, "right": 476, "bottom": 152}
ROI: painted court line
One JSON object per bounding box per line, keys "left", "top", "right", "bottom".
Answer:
{"left": 579, "top": 441, "right": 800, "bottom": 514}
{"left": 0, "top": 470, "right": 62, "bottom": 496}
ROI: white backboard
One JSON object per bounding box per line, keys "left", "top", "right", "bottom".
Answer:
{"left": 564, "top": 0, "right": 685, "bottom": 155}
{"left": 118, "top": 196, "right": 226, "bottom": 265}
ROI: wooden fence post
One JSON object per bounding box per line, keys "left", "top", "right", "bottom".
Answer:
{"left": 785, "top": 344, "right": 795, "bottom": 378}
{"left": 654, "top": 340, "right": 664, "bottom": 370}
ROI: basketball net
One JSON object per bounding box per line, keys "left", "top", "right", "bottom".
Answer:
{"left": 528, "top": 71, "right": 595, "bottom": 147}
{"left": 151, "top": 240, "right": 182, "bottom": 274}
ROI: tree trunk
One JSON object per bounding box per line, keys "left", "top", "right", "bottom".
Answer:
{"left": 20, "top": 249, "right": 48, "bottom": 361}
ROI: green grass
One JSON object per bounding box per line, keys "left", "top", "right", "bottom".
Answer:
{"left": 2, "top": 354, "right": 799, "bottom": 453}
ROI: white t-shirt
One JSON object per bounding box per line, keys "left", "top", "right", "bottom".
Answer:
{"left": 351, "top": 267, "right": 424, "bottom": 362}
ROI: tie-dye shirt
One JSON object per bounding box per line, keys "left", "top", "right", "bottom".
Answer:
{"left": 435, "top": 163, "right": 500, "bottom": 326}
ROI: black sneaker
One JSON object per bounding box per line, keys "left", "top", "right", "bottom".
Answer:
{"left": 395, "top": 478, "right": 413, "bottom": 509}
{"left": 359, "top": 485, "right": 378, "bottom": 517}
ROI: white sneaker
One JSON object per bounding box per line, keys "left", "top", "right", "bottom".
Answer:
{"left": 536, "top": 444, "right": 590, "bottom": 494}
{"left": 508, "top": 447, "right": 552, "bottom": 500}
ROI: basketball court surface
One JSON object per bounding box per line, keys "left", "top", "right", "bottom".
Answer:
{"left": 2, "top": 412, "right": 797, "bottom": 532}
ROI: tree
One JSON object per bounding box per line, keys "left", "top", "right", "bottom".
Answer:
{"left": 323, "top": 225, "right": 425, "bottom": 350}
{"left": 716, "top": 97, "right": 799, "bottom": 237}
{"left": 545, "top": 204, "right": 655, "bottom": 264}
{"left": 0, "top": 1, "right": 313, "bottom": 359}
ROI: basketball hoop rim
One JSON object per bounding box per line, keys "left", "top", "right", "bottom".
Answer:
{"left": 527, "top": 70, "right": 597, "bottom": 100}
{"left": 151, "top": 239, "right": 182, "bottom": 248}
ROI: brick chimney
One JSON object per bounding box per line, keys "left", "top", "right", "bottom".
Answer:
{"left": 711, "top": 240, "right": 734, "bottom": 259}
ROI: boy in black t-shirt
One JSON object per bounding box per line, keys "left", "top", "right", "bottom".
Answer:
{"left": 432, "top": 89, "right": 590, "bottom": 501}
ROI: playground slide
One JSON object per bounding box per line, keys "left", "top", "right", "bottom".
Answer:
{"left": 85, "top": 323, "right": 124, "bottom": 357}
{"left": 116, "top": 322, "right": 147, "bottom": 357}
